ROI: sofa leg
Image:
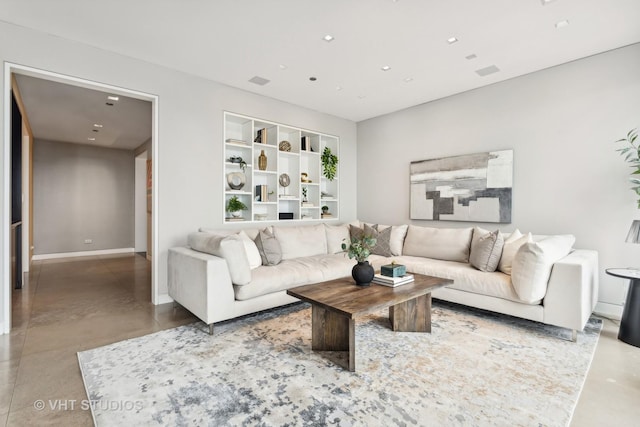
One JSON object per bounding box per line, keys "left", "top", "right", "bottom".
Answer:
{"left": 570, "top": 329, "right": 577, "bottom": 342}
{"left": 208, "top": 323, "right": 214, "bottom": 335}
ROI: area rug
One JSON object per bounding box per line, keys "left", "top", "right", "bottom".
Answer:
{"left": 78, "top": 301, "right": 601, "bottom": 426}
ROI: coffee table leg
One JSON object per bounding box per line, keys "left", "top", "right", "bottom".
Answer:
{"left": 389, "top": 294, "right": 431, "bottom": 332}
{"left": 311, "top": 305, "right": 356, "bottom": 371}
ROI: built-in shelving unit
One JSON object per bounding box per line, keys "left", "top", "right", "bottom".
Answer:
{"left": 223, "top": 112, "right": 339, "bottom": 223}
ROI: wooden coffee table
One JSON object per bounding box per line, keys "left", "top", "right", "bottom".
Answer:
{"left": 286, "top": 273, "right": 452, "bottom": 371}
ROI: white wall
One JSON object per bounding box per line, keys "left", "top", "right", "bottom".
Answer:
{"left": 357, "top": 43, "right": 640, "bottom": 316}
{"left": 0, "top": 21, "right": 358, "bottom": 328}
{"left": 32, "top": 139, "right": 135, "bottom": 255}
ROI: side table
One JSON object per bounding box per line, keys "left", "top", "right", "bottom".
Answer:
{"left": 605, "top": 268, "right": 640, "bottom": 348}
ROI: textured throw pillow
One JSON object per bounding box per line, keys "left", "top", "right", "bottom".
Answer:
{"left": 237, "top": 230, "right": 262, "bottom": 270}
{"left": 469, "top": 229, "right": 504, "bottom": 272}
{"left": 369, "top": 224, "right": 408, "bottom": 256}
{"left": 498, "top": 230, "right": 532, "bottom": 275}
{"left": 364, "top": 224, "right": 393, "bottom": 257}
{"left": 511, "top": 235, "right": 576, "bottom": 303}
{"left": 253, "top": 229, "right": 282, "bottom": 266}
{"left": 349, "top": 224, "right": 365, "bottom": 241}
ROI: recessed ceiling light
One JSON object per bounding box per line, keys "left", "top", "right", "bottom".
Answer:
{"left": 447, "top": 37, "right": 459, "bottom": 44}
{"left": 309, "top": 76, "right": 317, "bottom": 81}
{"left": 403, "top": 77, "right": 414, "bottom": 83}
{"left": 93, "top": 124, "right": 103, "bottom": 128}
{"left": 278, "top": 64, "right": 288, "bottom": 70}
{"left": 336, "top": 86, "right": 343, "bottom": 91}
{"left": 88, "top": 137, "right": 96, "bottom": 141}
{"left": 107, "top": 96, "right": 119, "bottom": 101}
{"left": 381, "top": 65, "right": 391, "bottom": 72}
{"left": 475, "top": 65, "right": 500, "bottom": 77}
{"left": 555, "top": 20, "right": 570, "bottom": 29}
{"left": 322, "top": 35, "right": 334, "bottom": 42}
{"left": 465, "top": 54, "right": 478, "bottom": 60}
{"left": 248, "top": 76, "right": 270, "bottom": 86}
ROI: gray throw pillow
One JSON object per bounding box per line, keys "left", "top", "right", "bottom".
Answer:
{"left": 469, "top": 230, "right": 504, "bottom": 272}
{"left": 365, "top": 224, "right": 393, "bottom": 257}
{"left": 254, "top": 229, "right": 282, "bottom": 266}
{"left": 349, "top": 224, "right": 365, "bottom": 241}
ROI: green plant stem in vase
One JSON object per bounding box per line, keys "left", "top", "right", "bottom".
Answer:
{"left": 321, "top": 147, "right": 338, "bottom": 181}
{"left": 614, "top": 128, "right": 640, "bottom": 207}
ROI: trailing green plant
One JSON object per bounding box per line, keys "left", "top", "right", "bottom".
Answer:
{"left": 226, "top": 195, "right": 248, "bottom": 212}
{"left": 615, "top": 128, "right": 640, "bottom": 207}
{"left": 341, "top": 235, "right": 377, "bottom": 263}
{"left": 321, "top": 147, "right": 338, "bottom": 181}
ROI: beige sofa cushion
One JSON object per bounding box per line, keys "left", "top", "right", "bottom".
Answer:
{"left": 273, "top": 224, "right": 327, "bottom": 260}
{"left": 469, "top": 228, "right": 504, "bottom": 272}
{"left": 511, "top": 235, "right": 576, "bottom": 303}
{"left": 188, "top": 232, "right": 251, "bottom": 285}
{"left": 403, "top": 225, "right": 473, "bottom": 263}
{"left": 498, "top": 230, "right": 532, "bottom": 275}
{"left": 324, "top": 223, "right": 350, "bottom": 254}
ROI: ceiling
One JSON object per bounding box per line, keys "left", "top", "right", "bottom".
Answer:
{"left": 14, "top": 75, "right": 151, "bottom": 150}
{"left": 3, "top": 0, "right": 640, "bottom": 124}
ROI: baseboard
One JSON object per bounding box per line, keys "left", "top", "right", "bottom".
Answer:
{"left": 594, "top": 302, "right": 623, "bottom": 320}
{"left": 32, "top": 248, "right": 135, "bottom": 260}
{"left": 156, "top": 294, "right": 174, "bottom": 305}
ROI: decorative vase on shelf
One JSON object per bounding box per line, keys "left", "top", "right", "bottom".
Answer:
{"left": 258, "top": 150, "right": 267, "bottom": 171}
{"left": 231, "top": 210, "right": 242, "bottom": 218}
{"left": 352, "top": 261, "right": 374, "bottom": 286}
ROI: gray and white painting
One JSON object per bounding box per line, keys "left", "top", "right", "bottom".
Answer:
{"left": 410, "top": 150, "right": 513, "bottom": 223}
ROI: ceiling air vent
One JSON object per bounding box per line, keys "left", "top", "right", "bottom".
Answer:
{"left": 248, "top": 76, "right": 270, "bottom": 86}
{"left": 475, "top": 65, "right": 500, "bottom": 77}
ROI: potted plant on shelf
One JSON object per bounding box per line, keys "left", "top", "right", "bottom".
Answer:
{"left": 341, "top": 235, "right": 377, "bottom": 286}
{"left": 226, "top": 196, "right": 248, "bottom": 218}
{"left": 321, "top": 147, "right": 338, "bottom": 181}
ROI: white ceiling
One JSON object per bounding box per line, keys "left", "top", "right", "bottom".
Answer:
{"left": 15, "top": 75, "right": 152, "bottom": 150}
{"left": 3, "top": 0, "right": 640, "bottom": 123}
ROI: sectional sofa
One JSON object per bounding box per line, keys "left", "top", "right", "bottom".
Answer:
{"left": 167, "top": 222, "right": 598, "bottom": 340}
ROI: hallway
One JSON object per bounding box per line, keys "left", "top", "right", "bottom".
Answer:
{"left": 0, "top": 254, "right": 195, "bottom": 425}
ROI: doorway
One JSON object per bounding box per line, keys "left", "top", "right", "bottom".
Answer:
{"left": 2, "top": 63, "right": 160, "bottom": 334}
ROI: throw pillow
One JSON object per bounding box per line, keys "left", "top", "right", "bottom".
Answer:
{"left": 469, "top": 229, "right": 504, "bottom": 272}
{"left": 237, "top": 230, "right": 262, "bottom": 270}
{"left": 511, "top": 235, "right": 576, "bottom": 303}
{"left": 364, "top": 224, "right": 393, "bottom": 257}
{"left": 368, "top": 223, "right": 408, "bottom": 256}
{"left": 498, "top": 230, "right": 532, "bottom": 275}
{"left": 253, "top": 228, "right": 282, "bottom": 266}
{"left": 325, "top": 224, "right": 350, "bottom": 254}
{"left": 349, "top": 224, "right": 365, "bottom": 241}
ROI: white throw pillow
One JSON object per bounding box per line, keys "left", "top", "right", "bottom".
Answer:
{"left": 325, "top": 224, "right": 350, "bottom": 254}
{"left": 273, "top": 224, "right": 328, "bottom": 260}
{"left": 237, "top": 230, "right": 262, "bottom": 269}
{"left": 188, "top": 232, "right": 251, "bottom": 285}
{"left": 403, "top": 225, "right": 473, "bottom": 263}
{"left": 511, "top": 235, "right": 576, "bottom": 303}
{"left": 498, "top": 230, "right": 532, "bottom": 275}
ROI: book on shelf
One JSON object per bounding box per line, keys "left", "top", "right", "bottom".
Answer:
{"left": 254, "top": 128, "right": 267, "bottom": 144}
{"left": 225, "top": 217, "right": 245, "bottom": 222}
{"left": 301, "top": 202, "right": 314, "bottom": 207}
{"left": 225, "top": 138, "right": 248, "bottom": 145}
{"left": 279, "top": 195, "right": 297, "bottom": 200}
{"left": 372, "top": 273, "right": 414, "bottom": 287}
{"left": 255, "top": 185, "right": 268, "bottom": 202}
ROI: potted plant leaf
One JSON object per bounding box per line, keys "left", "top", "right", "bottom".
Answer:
{"left": 321, "top": 147, "right": 338, "bottom": 181}
{"left": 615, "top": 128, "right": 640, "bottom": 207}
{"left": 341, "top": 234, "right": 377, "bottom": 286}
{"left": 226, "top": 196, "right": 248, "bottom": 218}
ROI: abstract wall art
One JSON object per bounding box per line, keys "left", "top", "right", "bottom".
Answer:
{"left": 410, "top": 150, "right": 513, "bottom": 223}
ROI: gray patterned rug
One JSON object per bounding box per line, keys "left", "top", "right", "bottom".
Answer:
{"left": 77, "top": 301, "right": 601, "bottom": 426}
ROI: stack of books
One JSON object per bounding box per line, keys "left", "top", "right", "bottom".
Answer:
{"left": 372, "top": 273, "right": 414, "bottom": 287}
{"left": 255, "top": 185, "right": 268, "bottom": 202}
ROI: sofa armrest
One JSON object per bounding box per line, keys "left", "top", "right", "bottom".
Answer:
{"left": 543, "top": 249, "right": 599, "bottom": 331}
{"left": 168, "top": 247, "right": 237, "bottom": 325}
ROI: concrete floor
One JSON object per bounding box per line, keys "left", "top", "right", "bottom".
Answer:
{"left": 0, "top": 254, "right": 639, "bottom": 426}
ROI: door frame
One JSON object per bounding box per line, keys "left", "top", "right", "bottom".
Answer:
{"left": 2, "top": 62, "right": 160, "bottom": 334}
